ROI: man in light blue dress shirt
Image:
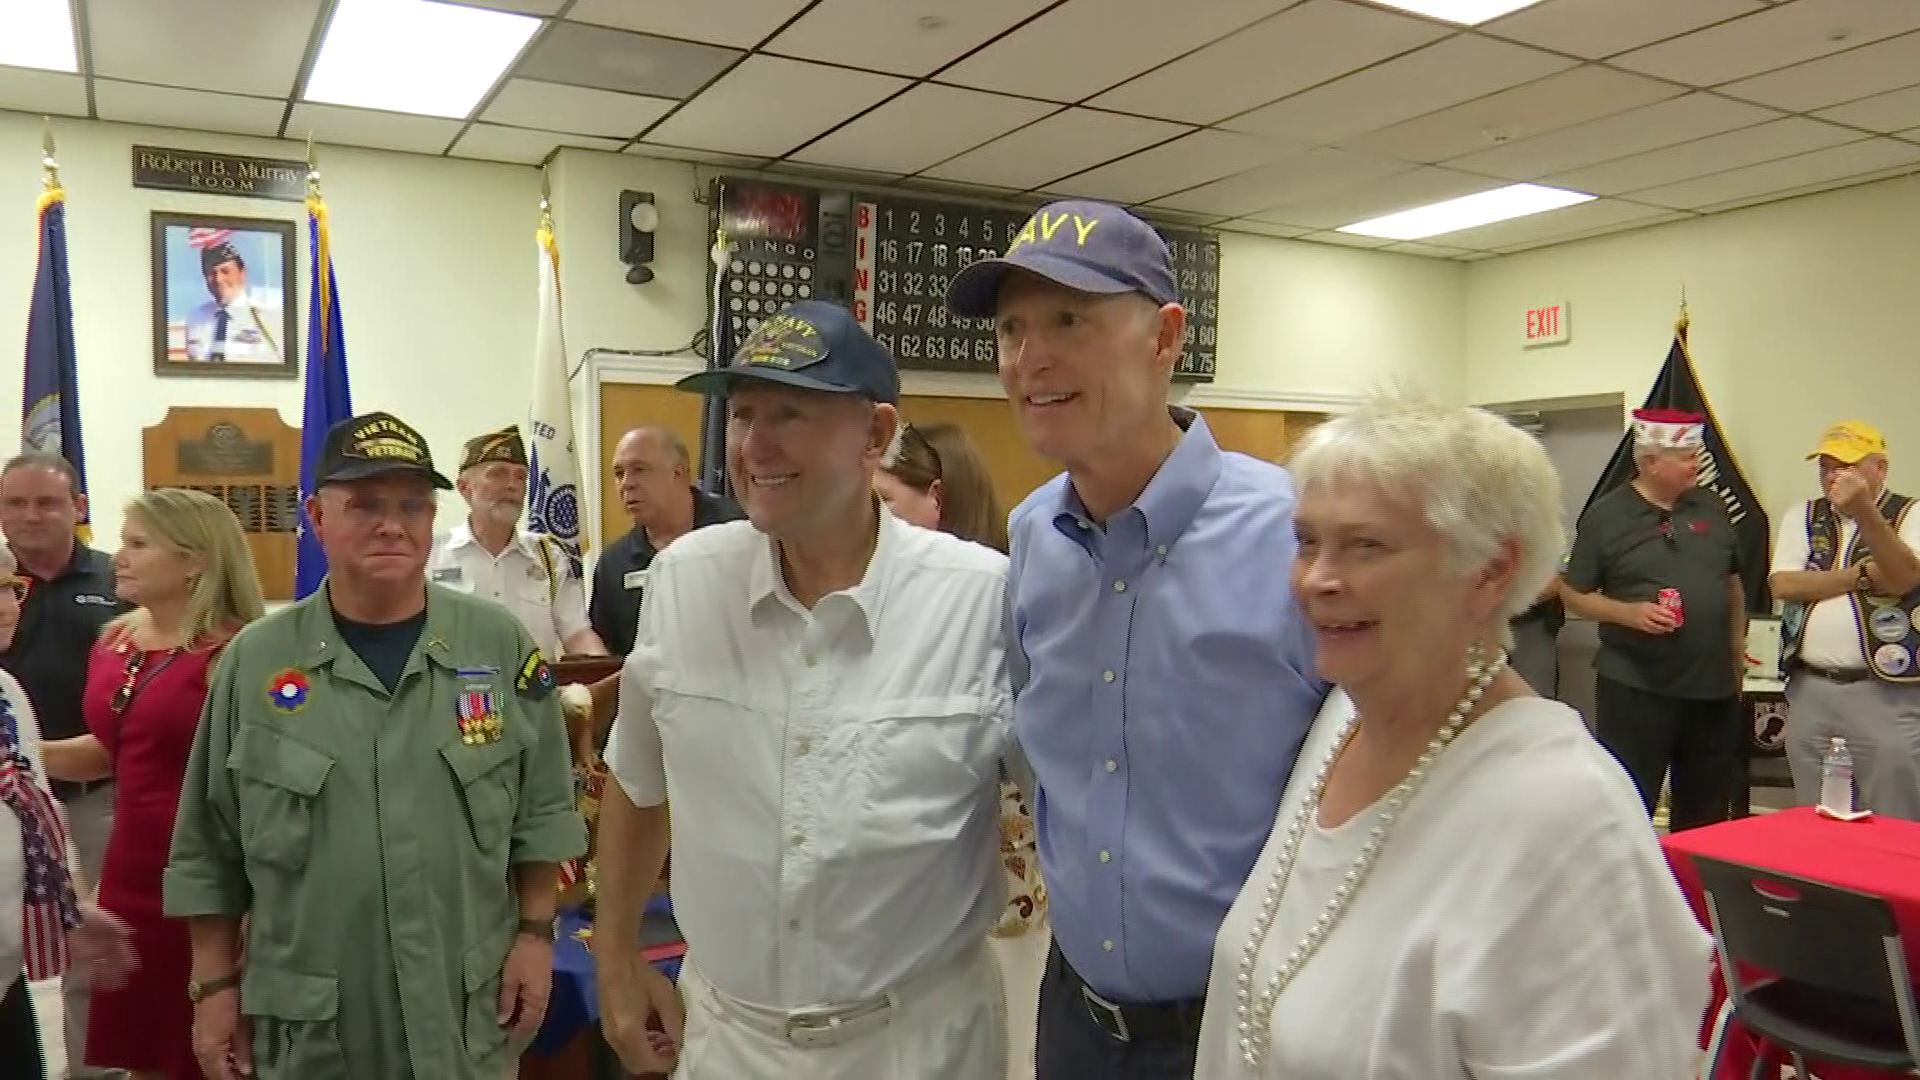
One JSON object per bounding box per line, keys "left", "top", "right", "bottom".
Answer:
{"left": 948, "top": 200, "right": 1328, "bottom": 1080}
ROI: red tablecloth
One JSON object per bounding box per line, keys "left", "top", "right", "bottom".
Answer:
{"left": 1663, "top": 807, "right": 1920, "bottom": 1079}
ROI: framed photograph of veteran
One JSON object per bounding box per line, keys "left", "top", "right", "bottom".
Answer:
{"left": 151, "top": 212, "right": 297, "bottom": 378}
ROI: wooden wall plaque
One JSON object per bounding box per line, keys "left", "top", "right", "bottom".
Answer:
{"left": 141, "top": 406, "right": 300, "bottom": 601}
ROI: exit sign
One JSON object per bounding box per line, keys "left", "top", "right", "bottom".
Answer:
{"left": 1524, "top": 301, "right": 1570, "bottom": 347}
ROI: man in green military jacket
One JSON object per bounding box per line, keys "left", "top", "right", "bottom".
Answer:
{"left": 164, "top": 410, "right": 586, "bottom": 1080}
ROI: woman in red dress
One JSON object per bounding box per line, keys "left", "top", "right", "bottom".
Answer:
{"left": 42, "top": 488, "right": 265, "bottom": 1080}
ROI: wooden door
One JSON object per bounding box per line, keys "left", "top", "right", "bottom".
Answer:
{"left": 596, "top": 384, "right": 709, "bottom": 547}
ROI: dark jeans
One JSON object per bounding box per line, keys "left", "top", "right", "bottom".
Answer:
{"left": 1594, "top": 674, "right": 1743, "bottom": 831}
{"left": 0, "top": 975, "right": 45, "bottom": 1080}
{"left": 1034, "top": 942, "right": 1200, "bottom": 1080}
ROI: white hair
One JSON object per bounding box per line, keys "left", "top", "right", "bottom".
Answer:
{"left": 1290, "top": 394, "right": 1566, "bottom": 632}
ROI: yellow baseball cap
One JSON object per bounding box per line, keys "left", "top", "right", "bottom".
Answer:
{"left": 1808, "top": 420, "right": 1887, "bottom": 464}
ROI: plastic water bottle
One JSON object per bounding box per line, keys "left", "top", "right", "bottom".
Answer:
{"left": 1820, "top": 737, "right": 1855, "bottom": 814}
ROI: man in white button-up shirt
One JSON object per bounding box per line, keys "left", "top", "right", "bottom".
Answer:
{"left": 427, "top": 425, "right": 607, "bottom": 660}
{"left": 596, "top": 301, "right": 1014, "bottom": 1079}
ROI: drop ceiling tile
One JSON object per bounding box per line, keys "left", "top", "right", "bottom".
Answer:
{"left": 766, "top": 0, "right": 1055, "bottom": 77}
{"left": 938, "top": 0, "right": 1296, "bottom": 104}
{"left": 0, "top": 69, "right": 87, "bottom": 119}
{"left": 1149, "top": 148, "right": 1414, "bottom": 218}
{"left": 1691, "top": 162, "right": 1920, "bottom": 213}
{"left": 631, "top": 143, "right": 771, "bottom": 168}
{"left": 1223, "top": 32, "right": 1574, "bottom": 144}
{"left": 922, "top": 108, "right": 1192, "bottom": 191}
{"left": 770, "top": 163, "right": 908, "bottom": 189}
{"left": 1445, "top": 92, "right": 1781, "bottom": 181}
{"left": 1480, "top": 0, "right": 1766, "bottom": 60}
{"left": 1382, "top": 240, "right": 1479, "bottom": 258}
{"left": 1718, "top": 31, "right": 1920, "bottom": 112}
{"left": 788, "top": 84, "right": 1056, "bottom": 175}
{"left": 565, "top": 0, "right": 812, "bottom": 47}
{"left": 450, "top": 124, "right": 626, "bottom": 164}
{"left": 1219, "top": 219, "right": 1313, "bottom": 239}
{"left": 1048, "top": 130, "right": 1306, "bottom": 205}
{"left": 1140, "top": 208, "right": 1224, "bottom": 228}
{"left": 93, "top": 81, "right": 285, "bottom": 137}
{"left": 1245, "top": 165, "right": 1499, "bottom": 229}
{"left": 1341, "top": 65, "right": 1681, "bottom": 164}
{"left": 892, "top": 176, "right": 1030, "bottom": 200}
{"left": 482, "top": 79, "right": 675, "bottom": 139}
{"left": 463, "top": 0, "right": 567, "bottom": 13}
{"left": 1435, "top": 197, "right": 1677, "bottom": 249}
{"left": 1492, "top": 210, "right": 1694, "bottom": 252}
{"left": 643, "top": 56, "right": 909, "bottom": 158}
{"left": 1627, "top": 137, "right": 1920, "bottom": 209}
{"left": 1611, "top": 0, "right": 1920, "bottom": 87}
{"left": 1298, "top": 230, "right": 1396, "bottom": 249}
{"left": 1089, "top": 1, "right": 1446, "bottom": 125}
{"left": 284, "top": 103, "right": 467, "bottom": 156}
{"left": 88, "top": 0, "right": 323, "bottom": 97}
{"left": 513, "top": 21, "right": 742, "bottom": 99}
{"left": 1818, "top": 84, "right": 1920, "bottom": 132}
{"left": 1546, "top": 118, "right": 1862, "bottom": 195}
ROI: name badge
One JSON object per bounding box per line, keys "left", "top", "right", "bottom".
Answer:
{"left": 432, "top": 567, "right": 462, "bottom": 583}
{"left": 623, "top": 569, "right": 648, "bottom": 591}
{"left": 74, "top": 594, "right": 116, "bottom": 606}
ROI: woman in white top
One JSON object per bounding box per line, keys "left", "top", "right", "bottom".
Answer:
{"left": 0, "top": 544, "right": 134, "bottom": 1077}
{"left": 1194, "top": 395, "right": 1713, "bottom": 1079}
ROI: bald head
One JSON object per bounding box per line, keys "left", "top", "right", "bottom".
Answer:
{"left": 613, "top": 426, "right": 693, "bottom": 530}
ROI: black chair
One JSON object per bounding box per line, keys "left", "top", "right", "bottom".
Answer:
{"left": 1695, "top": 855, "right": 1920, "bottom": 1079}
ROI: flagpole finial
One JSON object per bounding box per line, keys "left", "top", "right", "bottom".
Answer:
{"left": 539, "top": 165, "right": 554, "bottom": 232}
{"left": 1676, "top": 285, "right": 1690, "bottom": 341}
{"left": 39, "top": 117, "right": 59, "bottom": 192}
{"left": 305, "top": 133, "right": 322, "bottom": 201}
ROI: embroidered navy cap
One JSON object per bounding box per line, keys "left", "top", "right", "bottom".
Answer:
{"left": 946, "top": 199, "right": 1181, "bottom": 318}
{"left": 675, "top": 300, "right": 900, "bottom": 405}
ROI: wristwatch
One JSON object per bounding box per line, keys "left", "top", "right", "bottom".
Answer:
{"left": 517, "top": 916, "right": 556, "bottom": 941}
{"left": 1856, "top": 564, "right": 1875, "bottom": 593}
{"left": 187, "top": 971, "right": 241, "bottom": 1003}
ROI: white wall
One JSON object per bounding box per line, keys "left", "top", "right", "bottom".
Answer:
{"left": 0, "top": 111, "right": 542, "bottom": 549}
{"left": 1464, "top": 172, "right": 1920, "bottom": 520}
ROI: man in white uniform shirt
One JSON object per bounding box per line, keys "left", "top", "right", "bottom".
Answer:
{"left": 182, "top": 242, "right": 283, "bottom": 365}
{"left": 428, "top": 425, "right": 607, "bottom": 660}
{"left": 595, "top": 300, "right": 1013, "bottom": 1079}
{"left": 1772, "top": 420, "right": 1920, "bottom": 818}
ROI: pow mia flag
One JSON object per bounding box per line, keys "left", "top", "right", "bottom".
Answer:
{"left": 1579, "top": 315, "right": 1772, "bottom": 612}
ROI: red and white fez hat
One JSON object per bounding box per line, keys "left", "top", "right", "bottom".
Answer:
{"left": 1632, "top": 408, "right": 1705, "bottom": 450}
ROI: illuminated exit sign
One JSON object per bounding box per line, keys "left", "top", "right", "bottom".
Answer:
{"left": 1524, "top": 301, "right": 1570, "bottom": 347}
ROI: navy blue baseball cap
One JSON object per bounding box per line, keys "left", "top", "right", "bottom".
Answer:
{"left": 675, "top": 300, "right": 900, "bottom": 404}
{"left": 946, "top": 199, "right": 1181, "bottom": 318}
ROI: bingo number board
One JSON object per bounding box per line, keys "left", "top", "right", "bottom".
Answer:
{"left": 709, "top": 177, "right": 1219, "bottom": 383}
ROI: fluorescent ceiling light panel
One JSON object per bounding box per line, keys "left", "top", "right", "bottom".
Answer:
{"left": 1365, "top": 1, "right": 1547, "bottom": 25}
{"left": 305, "top": 0, "right": 541, "bottom": 119}
{"left": 0, "top": 0, "right": 78, "bottom": 73}
{"left": 1338, "top": 183, "right": 1594, "bottom": 240}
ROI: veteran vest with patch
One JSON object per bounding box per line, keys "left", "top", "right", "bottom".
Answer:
{"left": 1781, "top": 492, "right": 1920, "bottom": 682}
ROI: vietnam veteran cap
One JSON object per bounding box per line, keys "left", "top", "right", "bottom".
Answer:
{"left": 459, "top": 425, "right": 527, "bottom": 473}
{"left": 946, "top": 199, "right": 1180, "bottom": 318}
{"left": 675, "top": 300, "right": 900, "bottom": 405}
{"left": 314, "top": 411, "right": 454, "bottom": 490}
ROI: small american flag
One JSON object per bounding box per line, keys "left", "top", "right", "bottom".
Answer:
{"left": 186, "top": 227, "right": 235, "bottom": 251}
{"left": 0, "top": 705, "right": 78, "bottom": 979}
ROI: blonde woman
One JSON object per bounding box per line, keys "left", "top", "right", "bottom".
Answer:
{"left": 43, "top": 488, "right": 265, "bottom": 1080}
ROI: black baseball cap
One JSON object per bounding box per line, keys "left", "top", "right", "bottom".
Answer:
{"left": 675, "top": 300, "right": 900, "bottom": 405}
{"left": 946, "top": 199, "right": 1180, "bottom": 318}
{"left": 315, "top": 411, "right": 454, "bottom": 490}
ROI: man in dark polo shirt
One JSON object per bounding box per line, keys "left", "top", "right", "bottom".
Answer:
{"left": 0, "top": 452, "right": 127, "bottom": 1079}
{"left": 588, "top": 426, "right": 740, "bottom": 657}
{"left": 1562, "top": 409, "right": 1748, "bottom": 831}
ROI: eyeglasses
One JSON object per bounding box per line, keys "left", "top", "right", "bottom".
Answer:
{"left": 2, "top": 577, "right": 27, "bottom": 602}
{"left": 111, "top": 646, "right": 184, "bottom": 715}
{"left": 901, "top": 424, "right": 942, "bottom": 479}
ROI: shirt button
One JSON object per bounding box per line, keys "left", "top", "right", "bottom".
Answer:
{"left": 787, "top": 917, "right": 801, "bottom": 931}
{"left": 1105, "top": 759, "right": 1118, "bottom": 773}
{"left": 1102, "top": 670, "right": 1115, "bottom": 683}
{"left": 795, "top": 737, "right": 812, "bottom": 755}
{"left": 790, "top": 832, "right": 805, "bottom": 847}
{"left": 1102, "top": 939, "right": 1115, "bottom": 952}
{"left": 1112, "top": 580, "right": 1127, "bottom": 593}
{"left": 1099, "top": 850, "right": 1111, "bottom": 863}
{"left": 802, "top": 652, "right": 817, "bottom": 667}
{"left": 1156, "top": 544, "right": 1169, "bottom": 558}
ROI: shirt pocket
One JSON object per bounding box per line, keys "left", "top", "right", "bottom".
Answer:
{"left": 517, "top": 566, "right": 556, "bottom": 611}
{"left": 241, "top": 964, "right": 348, "bottom": 1080}
{"left": 462, "top": 930, "right": 519, "bottom": 1065}
{"left": 229, "top": 725, "right": 335, "bottom": 875}
{"left": 440, "top": 739, "right": 522, "bottom": 857}
{"left": 850, "top": 699, "right": 1002, "bottom": 854}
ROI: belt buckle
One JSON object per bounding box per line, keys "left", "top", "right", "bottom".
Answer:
{"left": 1081, "top": 985, "right": 1131, "bottom": 1043}
{"left": 784, "top": 1002, "right": 885, "bottom": 1049}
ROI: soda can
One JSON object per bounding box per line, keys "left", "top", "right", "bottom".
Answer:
{"left": 1657, "top": 587, "right": 1684, "bottom": 627}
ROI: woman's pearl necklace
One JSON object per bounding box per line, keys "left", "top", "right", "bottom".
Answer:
{"left": 1234, "top": 645, "right": 1507, "bottom": 1072}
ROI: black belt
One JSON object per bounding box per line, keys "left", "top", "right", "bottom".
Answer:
{"left": 53, "top": 778, "right": 111, "bottom": 802}
{"left": 1053, "top": 941, "right": 1204, "bottom": 1046}
{"left": 1800, "top": 665, "right": 1871, "bottom": 685}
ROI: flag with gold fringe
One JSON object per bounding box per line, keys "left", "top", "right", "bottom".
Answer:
{"left": 296, "top": 165, "right": 354, "bottom": 598}
{"left": 525, "top": 195, "right": 586, "bottom": 579}
{"left": 20, "top": 127, "right": 92, "bottom": 544}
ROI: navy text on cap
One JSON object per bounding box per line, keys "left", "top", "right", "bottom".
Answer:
{"left": 946, "top": 199, "right": 1181, "bottom": 319}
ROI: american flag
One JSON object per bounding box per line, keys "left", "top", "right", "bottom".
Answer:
{"left": 186, "top": 226, "right": 234, "bottom": 250}
{"left": 0, "top": 732, "right": 78, "bottom": 979}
